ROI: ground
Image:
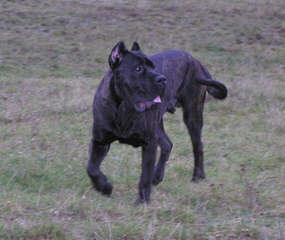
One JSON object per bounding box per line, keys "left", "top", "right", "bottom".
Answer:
{"left": 0, "top": 0, "right": 285, "bottom": 239}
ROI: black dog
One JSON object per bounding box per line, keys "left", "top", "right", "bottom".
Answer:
{"left": 87, "top": 41, "right": 227, "bottom": 204}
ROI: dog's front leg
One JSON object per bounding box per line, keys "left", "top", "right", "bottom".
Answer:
{"left": 87, "top": 140, "right": 113, "bottom": 196}
{"left": 153, "top": 121, "right": 173, "bottom": 186}
{"left": 136, "top": 141, "right": 158, "bottom": 205}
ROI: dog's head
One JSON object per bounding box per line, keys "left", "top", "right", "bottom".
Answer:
{"left": 108, "top": 41, "right": 166, "bottom": 112}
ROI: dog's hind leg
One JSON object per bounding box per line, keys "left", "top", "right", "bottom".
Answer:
{"left": 87, "top": 140, "right": 113, "bottom": 195}
{"left": 152, "top": 121, "right": 173, "bottom": 186}
{"left": 182, "top": 91, "right": 206, "bottom": 182}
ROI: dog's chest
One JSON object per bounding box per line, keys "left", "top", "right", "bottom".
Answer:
{"left": 117, "top": 135, "right": 148, "bottom": 147}
{"left": 114, "top": 117, "right": 149, "bottom": 147}
{"left": 114, "top": 111, "right": 159, "bottom": 147}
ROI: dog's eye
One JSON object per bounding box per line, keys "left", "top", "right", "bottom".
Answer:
{"left": 135, "top": 66, "right": 143, "bottom": 72}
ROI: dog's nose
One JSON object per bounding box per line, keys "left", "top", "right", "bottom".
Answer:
{"left": 155, "top": 75, "right": 167, "bottom": 84}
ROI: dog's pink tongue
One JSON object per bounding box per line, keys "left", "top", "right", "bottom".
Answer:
{"left": 153, "top": 96, "right": 161, "bottom": 103}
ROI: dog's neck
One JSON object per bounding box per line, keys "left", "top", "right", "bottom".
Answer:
{"left": 109, "top": 76, "right": 122, "bottom": 108}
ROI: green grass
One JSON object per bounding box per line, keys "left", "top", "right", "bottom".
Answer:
{"left": 1, "top": 0, "right": 285, "bottom": 239}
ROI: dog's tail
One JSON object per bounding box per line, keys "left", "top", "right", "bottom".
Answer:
{"left": 195, "top": 60, "right": 227, "bottom": 100}
{"left": 196, "top": 77, "right": 227, "bottom": 100}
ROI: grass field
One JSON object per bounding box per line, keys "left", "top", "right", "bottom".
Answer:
{"left": 1, "top": 0, "right": 285, "bottom": 239}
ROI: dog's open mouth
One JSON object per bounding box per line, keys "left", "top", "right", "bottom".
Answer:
{"left": 134, "top": 96, "right": 161, "bottom": 112}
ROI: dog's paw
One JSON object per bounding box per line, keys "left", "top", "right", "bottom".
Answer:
{"left": 152, "top": 165, "right": 165, "bottom": 186}
{"left": 152, "top": 172, "right": 163, "bottom": 186}
{"left": 134, "top": 197, "right": 150, "bottom": 206}
{"left": 135, "top": 185, "right": 151, "bottom": 205}
{"left": 92, "top": 178, "right": 113, "bottom": 195}
{"left": 191, "top": 170, "right": 206, "bottom": 182}
{"left": 99, "top": 182, "right": 113, "bottom": 196}
{"left": 88, "top": 172, "right": 113, "bottom": 196}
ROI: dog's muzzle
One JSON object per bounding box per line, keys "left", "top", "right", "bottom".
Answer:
{"left": 134, "top": 96, "right": 162, "bottom": 112}
{"left": 134, "top": 74, "right": 166, "bottom": 112}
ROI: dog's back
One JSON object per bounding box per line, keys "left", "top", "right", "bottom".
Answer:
{"left": 150, "top": 49, "right": 227, "bottom": 112}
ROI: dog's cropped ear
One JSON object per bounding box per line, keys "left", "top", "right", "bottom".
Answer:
{"left": 131, "top": 42, "right": 141, "bottom": 51}
{"left": 109, "top": 41, "right": 127, "bottom": 69}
